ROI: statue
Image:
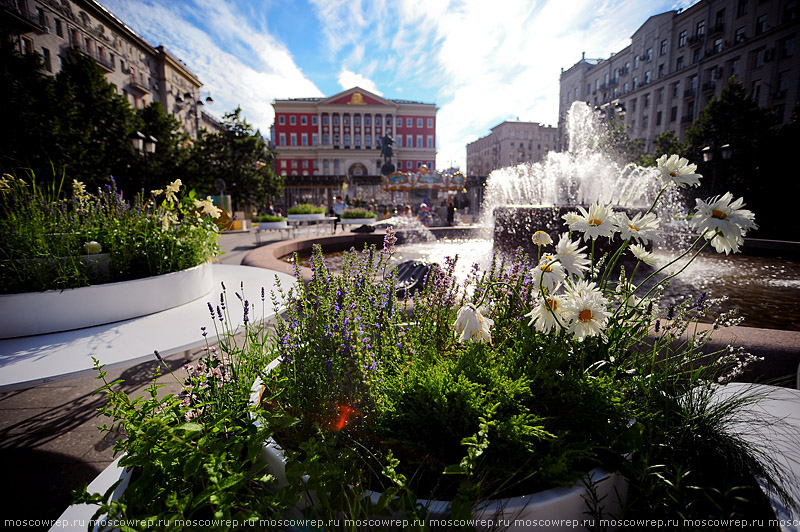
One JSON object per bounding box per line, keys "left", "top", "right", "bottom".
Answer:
{"left": 380, "top": 135, "right": 395, "bottom": 176}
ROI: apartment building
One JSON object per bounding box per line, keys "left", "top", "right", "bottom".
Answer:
{"left": 2, "top": 0, "right": 218, "bottom": 138}
{"left": 466, "top": 120, "right": 557, "bottom": 176}
{"left": 272, "top": 87, "right": 437, "bottom": 177}
{"left": 559, "top": 0, "right": 799, "bottom": 151}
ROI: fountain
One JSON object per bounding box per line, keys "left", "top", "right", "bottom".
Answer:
{"left": 484, "top": 102, "right": 686, "bottom": 257}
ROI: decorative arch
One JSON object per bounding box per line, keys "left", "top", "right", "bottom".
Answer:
{"left": 348, "top": 162, "right": 368, "bottom": 176}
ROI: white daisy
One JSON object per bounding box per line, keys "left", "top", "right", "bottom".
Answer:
{"left": 553, "top": 232, "right": 590, "bottom": 277}
{"left": 531, "top": 254, "right": 566, "bottom": 293}
{"left": 691, "top": 192, "right": 757, "bottom": 254}
{"left": 656, "top": 154, "right": 702, "bottom": 188}
{"left": 454, "top": 304, "right": 494, "bottom": 344}
{"left": 561, "top": 211, "right": 582, "bottom": 230}
{"left": 570, "top": 202, "right": 618, "bottom": 241}
{"left": 615, "top": 211, "right": 661, "bottom": 245}
{"left": 562, "top": 292, "right": 611, "bottom": 342}
{"left": 531, "top": 230, "right": 553, "bottom": 247}
{"left": 629, "top": 244, "right": 659, "bottom": 266}
{"left": 525, "top": 294, "right": 565, "bottom": 334}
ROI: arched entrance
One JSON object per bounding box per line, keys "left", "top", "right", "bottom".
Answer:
{"left": 348, "top": 162, "right": 368, "bottom": 176}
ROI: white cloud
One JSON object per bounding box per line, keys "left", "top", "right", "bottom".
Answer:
{"left": 100, "top": 0, "right": 322, "bottom": 135}
{"left": 337, "top": 70, "right": 383, "bottom": 95}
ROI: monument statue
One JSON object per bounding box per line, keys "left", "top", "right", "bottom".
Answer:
{"left": 380, "top": 135, "right": 395, "bottom": 176}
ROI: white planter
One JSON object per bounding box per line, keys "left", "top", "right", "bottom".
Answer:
{"left": 249, "top": 364, "right": 627, "bottom": 529}
{"left": 0, "top": 262, "right": 213, "bottom": 339}
{"left": 340, "top": 217, "right": 377, "bottom": 225}
{"left": 287, "top": 213, "right": 325, "bottom": 221}
{"left": 259, "top": 221, "right": 288, "bottom": 229}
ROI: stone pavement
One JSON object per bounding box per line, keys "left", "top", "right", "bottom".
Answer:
{"left": 0, "top": 230, "right": 272, "bottom": 529}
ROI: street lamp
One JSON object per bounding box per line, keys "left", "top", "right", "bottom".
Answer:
{"left": 130, "top": 131, "right": 157, "bottom": 153}
{"left": 176, "top": 91, "right": 214, "bottom": 138}
{"left": 702, "top": 144, "right": 732, "bottom": 195}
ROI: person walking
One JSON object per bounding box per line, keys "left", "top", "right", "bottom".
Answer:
{"left": 333, "top": 196, "right": 347, "bottom": 232}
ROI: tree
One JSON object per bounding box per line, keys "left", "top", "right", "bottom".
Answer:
{"left": 683, "top": 79, "right": 778, "bottom": 197}
{"left": 187, "top": 108, "right": 283, "bottom": 210}
{"left": 639, "top": 130, "right": 683, "bottom": 167}
{"left": 601, "top": 118, "right": 645, "bottom": 165}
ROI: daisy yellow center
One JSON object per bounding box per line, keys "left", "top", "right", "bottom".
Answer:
{"left": 628, "top": 224, "right": 639, "bottom": 231}
{"left": 579, "top": 309, "right": 593, "bottom": 322}
{"left": 711, "top": 209, "right": 727, "bottom": 220}
{"left": 541, "top": 263, "right": 552, "bottom": 272}
{"left": 547, "top": 298, "right": 558, "bottom": 311}
{"left": 589, "top": 218, "right": 602, "bottom": 226}
{"left": 669, "top": 171, "right": 677, "bottom": 177}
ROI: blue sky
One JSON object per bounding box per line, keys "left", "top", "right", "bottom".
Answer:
{"left": 102, "top": 0, "right": 696, "bottom": 169}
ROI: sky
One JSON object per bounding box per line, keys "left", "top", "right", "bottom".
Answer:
{"left": 102, "top": 0, "right": 698, "bottom": 170}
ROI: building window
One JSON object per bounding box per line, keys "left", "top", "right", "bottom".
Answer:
{"left": 658, "top": 88, "right": 665, "bottom": 103}
{"left": 632, "top": 76, "right": 638, "bottom": 89}
{"left": 731, "top": 57, "right": 741, "bottom": 76}
{"left": 427, "top": 118, "right": 433, "bottom": 128}
{"left": 417, "top": 162, "right": 423, "bottom": 169}
{"left": 755, "top": 47, "right": 766, "bottom": 67}
{"left": 290, "top": 133, "right": 297, "bottom": 146}
{"left": 672, "top": 81, "right": 680, "bottom": 98}
{"left": 646, "top": 47, "right": 653, "bottom": 61}
{"left": 291, "top": 160, "right": 298, "bottom": 168}
{"left": 55, "top": 18, "right": 63, "bottom": 37}
{"left": 632, "top": 99, "right": 637, "bottom": 113}
{"left": 737, "top": 0, "right": 748, "bottom": 17}
{"left": 354, "top": 116, "right": 360, "bottom": 126}
{"left": 416, "top": 135, "right": 422, "bottom": 148}
{"left": 416, "top": 118, "right": 422, "bottom": 128}
{"left": 334, "top": 160, "right": 340, "bottom": 172}
{"left": 302, "top": 160, "right": 309, "bottom": 168}
{"left": 397, "top": 136, "right": 403, "bottom": 148}
{"left": 634, "top": 55, "right": 640, "bottom": 69}
{"left": 427, "top": 136, "right": 433, "bottom": 148}
{"left": 670, "top": 106, "right": 678, "bottom": 122}
{"left": 735, "top": 27, "right": 747, "bottom": 43}
{"left": 290, "top": 115, "right": 296, "bottom": 125}
{"left": 279, "top": 115, "right": 285, "bottom": 125}
{"left": 312, "top": 115, "right": 318, "bottom": 126}
{"left": 42, "top": 48, "right": 52, "bottom": 72}
{"left": 679, "top": 30, "right": 687, "bottom": 47}
{"left": 281, "top": 160, "right": 287, "bottom": 168}
{"left": 779, "top": 36, "right": 795, "bottom": 58}
{"left": 323, "top": 160, "right": 329, "bottom": 172}
{"left": 692, "top": 48, "right": 702, "bottom": 63}
{"left": 675, "top": 56, "right": 684, "bottom": 71}
{"left": 751, "top": 79, "right": 761, "bottom": 102}
{"left": 658, "top": 64, "right": 665, "bottom": 78}
{"left": 312, "top": 133, "right": 318, "bottom": 146}
{"left": 386, "top": 116, "right": 391, "bottom": 126}
{"left": 715, "top": 9, "right": 725, "bottom": 29}
{"left": 333, "top": 115, "right": 339, "bottom": 126}
{"left": 322, "top": 133, "right": 329, "bottom": 145}
{"left": 660, "top": 40, "right": 668, "bottom": 55}
{"left": 623, "top": 82, "right": 629, "bottom": 94}
{"left": 334, "top": 134, "right": 339, "bottom": 145}
{"left": 755, "top": 14, "right": 767, "bottom": 35}
{"left": 20, "top": 37, "right": 33, "bottom": 55}
{"left": 323, "top": 115, "right": 329, "bottom": 125}
{"left": 644, "top": 70, "right": 651, "bottom": 84}
{"left": 375, "top": 135, "right": 380, "bottom": 147}
{"left": 697, "top": 20, "right": 705, "bottom": 36}
{"left": 355, "top": 135, "right": 360, "bottom": 147}
{"left": 344, "top": 134, "right": 350, "bottom": 147}
{"left": 301, "top": 133, "right": 308, "bottom": 146}
{"left": 301, "top": 116, "right": 307, "bottom": 125}
{"left": 656, "top": 111, "right": 663, "bottom": 126}
{"left": 406, "top": 118, "right": 412, "bottom": 127}
{"left": 364, "top": 116, "right": 371, "bottom": 126}
{"left": 344, "top": 116, "right": 350, "bottom": 126}
{"left": 642, "top": 115, "right": 649, "bottom": 129}
{"left": 406, "top": 162, "right": 412, "bottom": 169}
{"left": 644, "top": 93, "right": 650, "bottom": 108}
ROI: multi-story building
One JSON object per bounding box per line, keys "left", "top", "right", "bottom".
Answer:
{"left": 271, "top": 87, "right": 437, "bottom": 177}
{"left": 559, "top": 0, "right": 799, "bottom": 151}
{"left": 466, "top": 121, "right": 557, "bottom": 176}
{"left": 2, "top": 0, "right": 218, "bottom": 138}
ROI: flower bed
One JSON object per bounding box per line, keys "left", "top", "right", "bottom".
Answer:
{"left": 0, "top": 174, "right": 221, "bottom": 295}
{"left": 80, "top": 155, "right": 795, "bottom": 525}
{"left": 287, "top": 203, "right": 326, "bottom": 221}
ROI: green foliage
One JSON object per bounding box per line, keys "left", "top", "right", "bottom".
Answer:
{"left": 253, "top": 214, "right": 286, "bottom": 223}
{"left": 341, "top": 208, "right": 377, "bottom": 219}
{"left": 287, "top": 203, "right": 326, "bottom": 215}
{"left": 187, "top": 108, "right": 284, "bottom": 210}
{"left": 0, "top": 172, "right": 219, "bottom": 293}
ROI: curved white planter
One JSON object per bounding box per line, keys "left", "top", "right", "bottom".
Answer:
{"left": 287, "top": 213, "right": 325, "bottom": 221}
{"left": 249, "top": 364, "right": 627, "bottom": 529}
{"left": 340, "top": 218, "right": 377, "bottom": 225}
{"left": 0, "top": 262, "right": 213, "bottom": 339}
{"left": 259, "top": 221, "right": 288, "bottom": 229}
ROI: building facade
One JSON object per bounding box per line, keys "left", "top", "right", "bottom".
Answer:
{"left": 2, "top": 0, "right": 218, "bottom": 138}
{"left": 466, "top": 121, "right": 557, "bottom": 176}
{"left": 559, "top": 0, "right": 799, "bottom": 151}
{"left": 271, "top": 87, "right": 437, "bottom": 177}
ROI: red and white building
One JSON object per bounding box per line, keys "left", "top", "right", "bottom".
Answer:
{"left": 271, "top": 87, "right": 437, "bottom": 177}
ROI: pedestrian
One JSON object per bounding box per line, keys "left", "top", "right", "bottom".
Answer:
{"left": 333, "top": 196, "right": 347, "bottom": 232}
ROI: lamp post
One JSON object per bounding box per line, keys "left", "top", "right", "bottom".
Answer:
{"left": 702, "top": 144, "right": 731, "bottom": 195}
{"left": 176, "top": 91, "right": 214, "bottom": 139}
{"left": 130, "top": 131, "right": 157, "bottom": 154}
